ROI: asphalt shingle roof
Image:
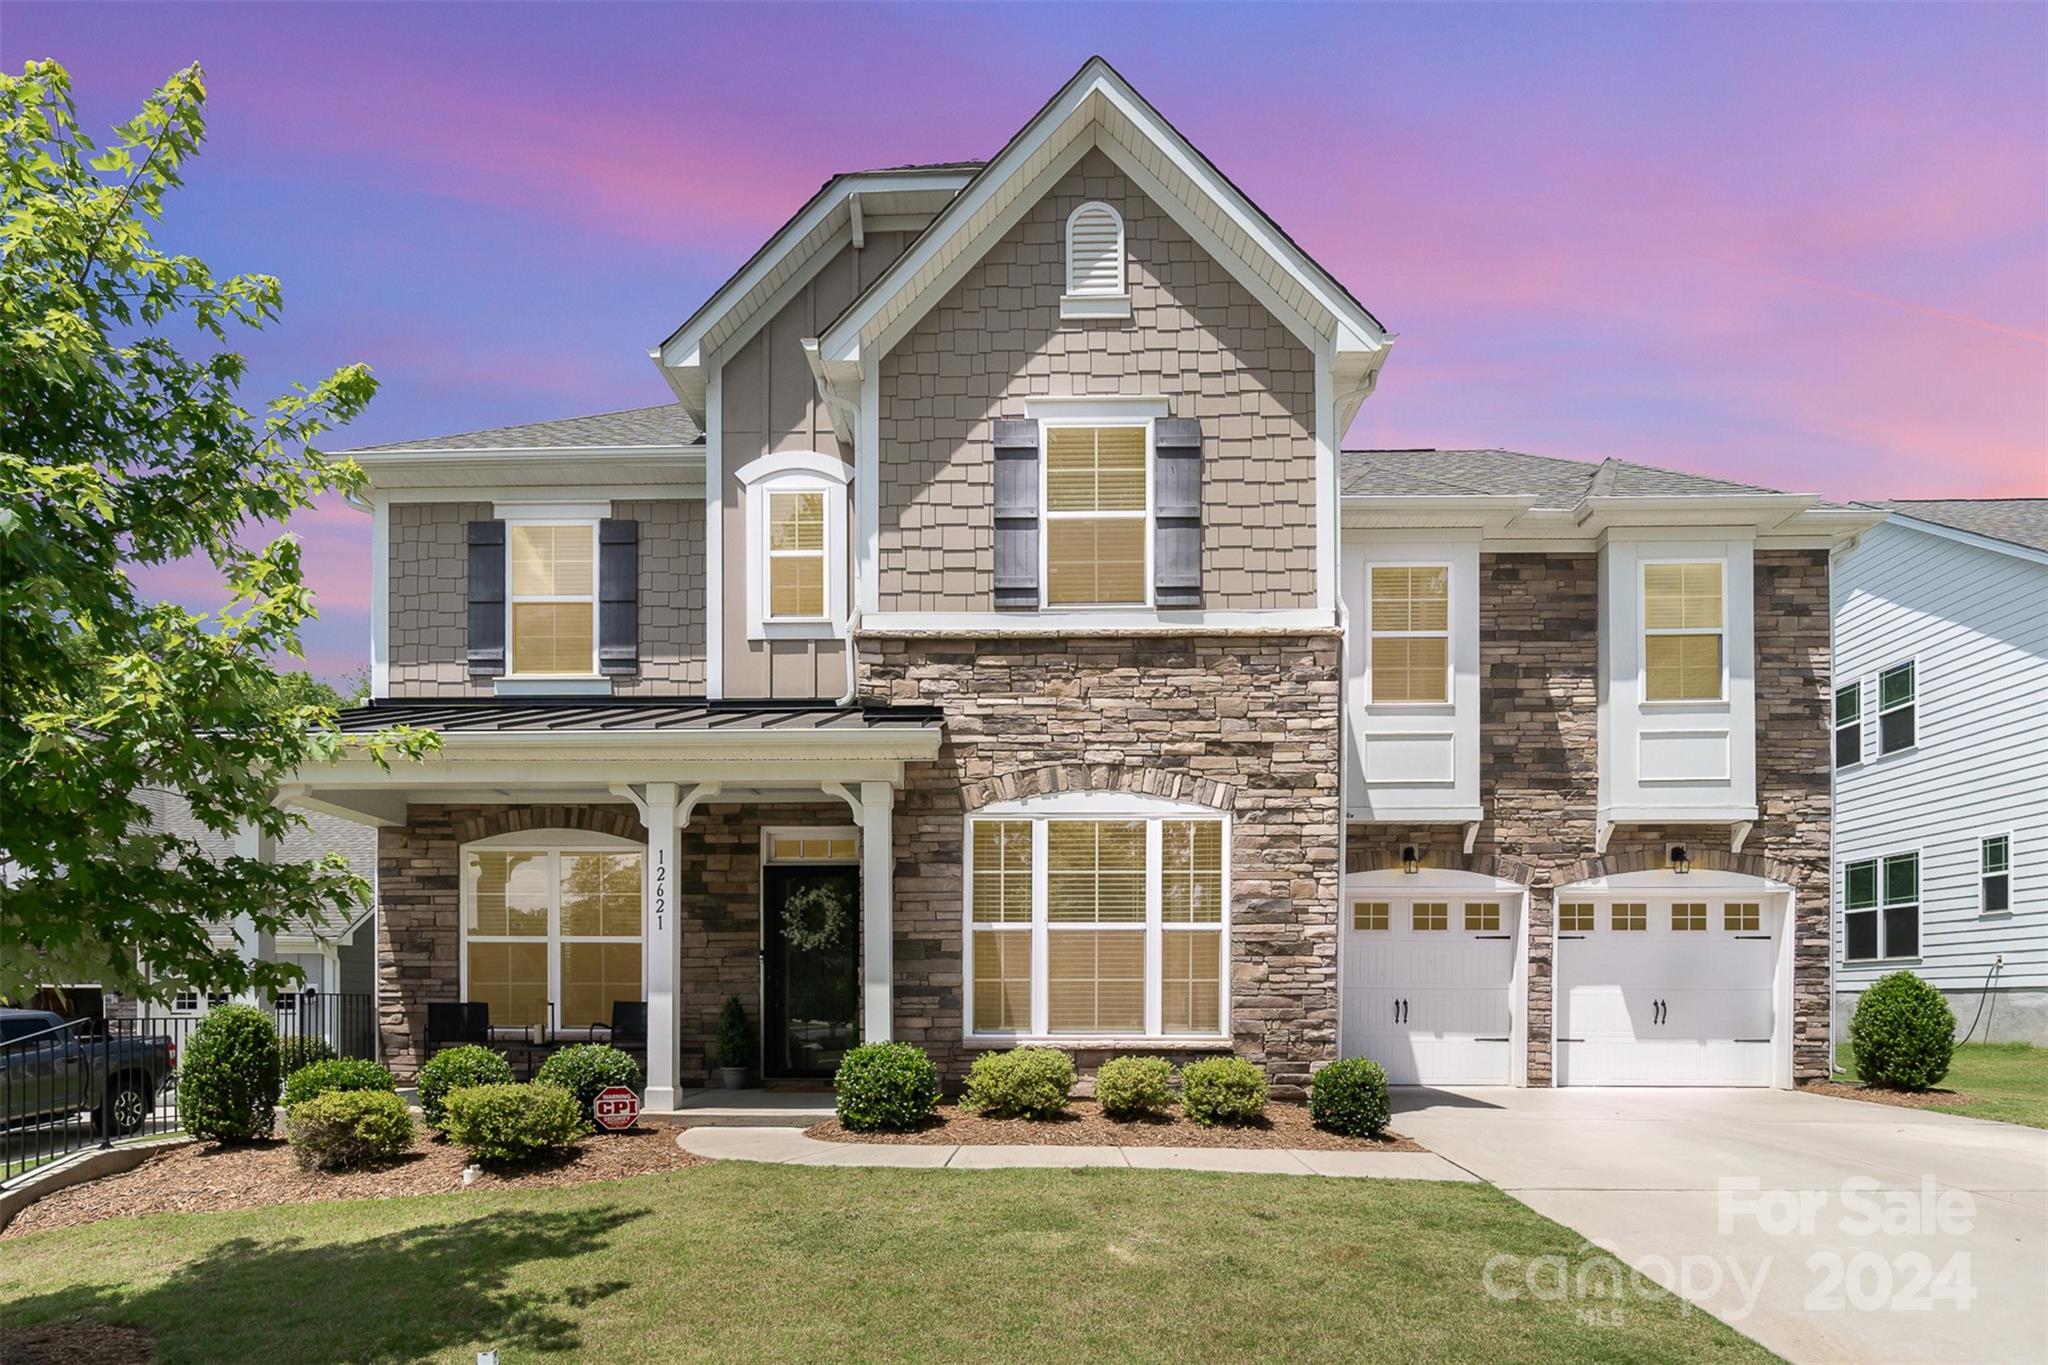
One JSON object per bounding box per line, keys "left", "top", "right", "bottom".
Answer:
{"left": 1340, "top": 449, "right": 1785, "bottom": 507}
{"left": 1888, "top": 499, "right": 2048, "bottom": 554}
{"left": 138, "top": 789, "right": 377, "bottom": 937}
{"left": 352, "top": 403, "right": 700, "bottom": 454}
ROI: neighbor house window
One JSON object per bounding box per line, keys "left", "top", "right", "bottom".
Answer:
{"left": 464, "top": 843, "right": 644, "bottom": 1033}
{"left": 1065, "top": 201, "right": 1126, "bottom": 298}
{"left": 1982, "top": 836, "right": 2011, "bottom": 914}
{"left": 1369, "top": 566, "right": 1450, "bottom": 703}
{"left": 965, "top": 804, "right": 1228, "bottom": 1040}
{"left": 1559, "top": 903, "right": 1595, "bottom": 932}
{"left": 767, "top": 491, "right": 826, "bottom": 620}
{"left": 1834, "top": 683, "right": 1862, "bottom": 768}
{"left": 1844, "top": 853, "right": 1918, "bottom": 961}
{"left": 1672, "top": 902, "right": 1707, "bottom": 932}
{"left": 1044, "top": 425, "right": 1147, "bottom": 606}
{"left": 172, "top": 990, "right": 200, "bottom": 1013}
{"left": 1643, "top": 562, "right": 1724, "bottom": 701}
{"left": 1878, "top": 662, "right": 1916, "bottom": 754}
{"left": 508, "top": 523, "right": 596, "bottom": 675}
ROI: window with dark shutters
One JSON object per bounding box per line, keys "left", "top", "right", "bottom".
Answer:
{"left": 992, "top": 418, "right": 1040, "bottom": 609}
{"left": 465, "top": 519, "right": 506, "bottom": 677}
{"left": 598, "top": 518, "right": 639, "bottom": 675}
{"left": 1153, "top": 418, "right": 1201, "bottom": 609}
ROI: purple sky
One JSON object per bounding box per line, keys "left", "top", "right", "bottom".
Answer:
{"left": 12, "top": 2, "right": 2046, "bottom": 680}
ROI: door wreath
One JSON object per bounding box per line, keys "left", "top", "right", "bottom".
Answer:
{"left": 780, "top": 880, "right": 851, "bottom": 951}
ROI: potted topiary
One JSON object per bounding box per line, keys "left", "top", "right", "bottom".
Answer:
{"left": 716, "top": 995, "right": 754, "bottom": 1090}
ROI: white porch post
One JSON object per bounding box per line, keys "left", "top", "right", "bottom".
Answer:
{"left": 860, "top": 781, "right": 894, "bottom": 1043}
{"left": 640, "top": 782, "right": 683, "bottom": 1110}
{"left": 231, "top": 821, "right": 277, "bottom": 1005}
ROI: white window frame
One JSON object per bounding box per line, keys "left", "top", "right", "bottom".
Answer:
{"left": 1061, "top": 200, "right": 1130, "bottom": 320}
{"left": 962, "top": 791, "right": 1229, "bottom": 1046}
{"left": 1365, "top": 560, "right": 1454, "bottom": 707}
{"left": 736, "top": 451, "right": 850, "bottom": 641}
{"left": 1841, "top": 849, "right": 1920, "bottom": 964}
{"left": 1639, "top": 557, "right": 1727, "bottom": 704}
{"left": 1980, "top": 833, "right": 2012, "bottom": 916}
{"left": 459, "top": 829, "right": 647, "bottom": 1039}
{"left": 1038, "top": 417, "right": 1153, "bottom": 611}
{"left": 1833, "top": 680, "right": 1862, "bottom": 769}
{"left": 1876, "top": 658, "right": 1917, "bottom": 756}
{"left": 502, "top": 513, "right": 601, "bottom": 679}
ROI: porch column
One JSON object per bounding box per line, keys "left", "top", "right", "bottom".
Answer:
{"left": 860, "top": 781, "right": 894, "bottom": 1043}
{"left": 640, "top": 782, "right": 683, "bottom": 1110}
{"left": 230, "top": 821, "right": 277, "bottom": 1005}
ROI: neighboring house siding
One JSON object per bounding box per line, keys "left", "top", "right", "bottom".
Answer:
{"left": 875, "top": 148, "right": 1319, "bottom": 613}
{"left": 720, "top": 232, "right": 915, "bottom": 699}
{"left": 1832, "top": 518, "right": 2048, "bottom": 1033}
{"left": 1345, "top": 549, "right": 1834, "bottom": 1083}
{"left": 388, "top": 498, "right": 706, "bottom": 698}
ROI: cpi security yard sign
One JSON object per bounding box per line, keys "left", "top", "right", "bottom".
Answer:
{"left": 594, "top": 1085, "right": 641, "bottom": 1131}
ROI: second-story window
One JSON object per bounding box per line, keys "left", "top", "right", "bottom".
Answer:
{"left": 1369, "top": 565, "right": 1450, "bottom": 703}
{"left": 767, "top": 491, "right": 826, "bottom": 620}
{"left": 1643, "top": 562, "right": 1723, "bottom": 701}
{"left": 1834, "top": 682, "right": 1862, "bottom": 768}
{"left": 1878, "top": 661, "right": 1916, "bottom": 754}
{"left": 737, "top": 451, "right": 850, "bottom": 639}
{"left": 1044, "top": 424, "right": 1147, "bottom": 607}
{"left": 509, "top": 523, "right": 596, "bottom": 676}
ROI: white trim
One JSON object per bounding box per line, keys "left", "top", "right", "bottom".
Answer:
{"left": 1060, "top": 294, "right": 1132, "bottom": 320}
{"left": 734, "top": 450, "right": 852, "bottom": 489}
{"left": 740, "top": 453, "right": 850, "bottom": 641}
{"left": 500, "top": 517, "right": 601, "bottom": 680}
{"left": 1064, "top": 199, "right": 1126, "bottom": 297}
{"left": 379, "top": 483, "right": 702, "bottom": 506}
{"left": 856, "top": 609, "right": 1334, "bottom": 635}
{"left": 1038, "top": 415, "right": 1152, "bottom": 610}
{"left": 491, "top": 500, "right": 612, "bottom": 521}
{"left": 494, "top": 678, "right": 611, "bottom": 698}
{"left": 762, "top": 825, "right": 862, "bottom": 863}
{"left": 856, "top": 359, "right": 880, "bottom": 615}
{"left": 1316, "top": 333, "right": 1336, "bottom": 613}
{"left": 1021, "top": 396, "right": 1170, "bottom": 421}
{"left": 705, "top": 363, "right": 724, "bottom": 699}
{"left": 367, "top": 494, "right": 389, "bottom": 699}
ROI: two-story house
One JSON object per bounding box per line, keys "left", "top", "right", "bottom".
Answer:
{"left": 1830, "top": 500, "right": 2047, "bottom": 1045}
{"left": 285, "top": 59, "right": 1879, "bottom": 1107}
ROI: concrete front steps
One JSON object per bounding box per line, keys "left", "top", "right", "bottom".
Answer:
{"left": 659, "top": 1088, "right": 837, "bottom": 1128}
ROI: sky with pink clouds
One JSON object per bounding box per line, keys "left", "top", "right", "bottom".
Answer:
{"left": 10, "top": 1, "right": 2045, "bottom": 681}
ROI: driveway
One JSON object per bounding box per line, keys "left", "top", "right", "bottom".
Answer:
{"left": 1393, "top": 1086, "right": 2048, "bottom": 1365}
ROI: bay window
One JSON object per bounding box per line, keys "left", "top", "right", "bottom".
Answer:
{"left": 463, "top": 837, "right": 644, "bottom": 1034}
{"left": 1369, "top": 565, "right": 1450, "bottom": 703}
{"left": 965, "top": 800, "right": 1228, "bottom": 1041}
{"left": 1643, "top": 561, "right": 1724, "bottom": 701}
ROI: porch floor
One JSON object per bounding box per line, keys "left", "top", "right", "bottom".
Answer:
{"left": 662, "top": 1089, "right": 837, "bottom": 1128}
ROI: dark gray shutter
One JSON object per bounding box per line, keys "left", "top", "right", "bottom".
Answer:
{"left": 465, "top": 520, "right": 506, "bottom": 676}
{"left": 598, "top": 518, "right": 639, "bottom": 676}
{"left": 992, "top": 418, "right": 1040, "bottom": 609}
{"left": 1154, "top": 417, "right": 1202, "bottom": 609}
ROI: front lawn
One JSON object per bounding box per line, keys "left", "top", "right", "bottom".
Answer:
{"left": 1833, "top": 1041, "right": 2048, "bottom": 1129}
{"left": 1, "top": 1163, "right": 1773, "bottom": 1363}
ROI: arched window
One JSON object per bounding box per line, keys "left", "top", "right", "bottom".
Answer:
{"left": 1065, "top": 201, "right": 1126, "bottom": 299}
{"left": 735, "top": 450, "right": 851, "bottom": 640}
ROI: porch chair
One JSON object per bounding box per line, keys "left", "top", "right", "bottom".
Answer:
{"left": 595, "top": 1000, "right": 648, "bottom": 1049}
{"left": 424, "top": 1001, "right": 491, "bottom": 1053}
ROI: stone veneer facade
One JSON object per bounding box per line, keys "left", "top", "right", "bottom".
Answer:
{"left": 860, "top": 630, "right": 1343, "bottom": 1095}
{"left": 1344, "top": 549, "right": 1834, "bottom": 1083}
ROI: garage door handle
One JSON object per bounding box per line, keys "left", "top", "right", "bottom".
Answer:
{"left": 1558, "top": 933, "right": 1587, "bottom": 940}
{"left": 1474, "top": 1037, "right": 1510, "bottom": 1043}
{"left": 1734, "top": 934, "right": 1772, "bottom": 940}
{"left": 1473, "top": 934, "right": 1512, "bottom": 940}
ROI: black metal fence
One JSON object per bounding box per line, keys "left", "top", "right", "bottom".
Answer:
{"left": 1, "top": 993, "right": 376, "bottom": 1187}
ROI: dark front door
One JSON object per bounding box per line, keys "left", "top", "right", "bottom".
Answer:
{"left": 762, "top": 865, "right": 860, "bottom": 1078}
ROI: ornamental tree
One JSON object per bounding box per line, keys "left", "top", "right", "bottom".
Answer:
{"left": 1, "top": 59, "right": 436, "bottom": 1000}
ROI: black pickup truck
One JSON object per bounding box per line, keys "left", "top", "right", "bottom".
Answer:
{"left": 0, "top": 1008, "right": 177, "bottom": 1136}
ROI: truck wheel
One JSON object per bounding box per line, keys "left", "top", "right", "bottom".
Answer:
{"left": 95, "top": 1078, "right": 150, "bottom": 1137}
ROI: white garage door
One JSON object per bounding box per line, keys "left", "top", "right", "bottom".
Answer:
{"left": 1341, "top": 894, "right": 1517, "bottom": 1085}
{"left": 1555, "top": 896, "right": 1778, "bottom": 1086}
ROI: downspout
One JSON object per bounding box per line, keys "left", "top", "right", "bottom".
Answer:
{"left": 835, "top": 606, "right": 863, "bottom": 707}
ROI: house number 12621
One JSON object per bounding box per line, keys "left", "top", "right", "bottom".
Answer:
{"left": 653, "top": 852, "right": 668, "bottom": 931}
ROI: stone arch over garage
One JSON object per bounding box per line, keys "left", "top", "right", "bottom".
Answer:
{"left": 1564, "top": 842, "right": 1794, "bottom": 887}
{"left": 961, "top": 763, "right": 1237, "bottom": 813}
{"left": 1345, "top": 845, "right": 1536, "bottom": 885}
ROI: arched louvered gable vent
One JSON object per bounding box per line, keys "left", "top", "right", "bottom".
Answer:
{"left": 1065, "top": 201, "right": 1126, "bottom": 297}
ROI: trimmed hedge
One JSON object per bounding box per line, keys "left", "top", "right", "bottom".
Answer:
{"left": 961, "top": 1047, "right": 1074, "bottom": 1119}
{"left": 1309, "top": 1058, "right": 1391, "bottom": 1136}
{"left": 283, "top": 1057, "right": 395, "bottom": 1109}
{"left": 1180, "top": 1057, "right": 1268, "bottom": 1126}
{"left": 1851, "top": 971, "right": 1956, "bottom": 1091}
{"left": 1094, "top": 1056, "right": 1174, "bottom": 1118}
{"left": 182, "top": 1004, "right": 282, "bottom": 1141}
{"left": 834, "top": 1042, "right": 942, "bottom": 1132}
{"left": 536, "top": 1044, "right": 642, "bottom": 1125}
{"left": 441, "top": 1082, "right": 585, "bottom": 1163}
{"left": 416, "top": 1044, "right": 515, "bottom": 1128}
{"left": 286, "top": 1090, "right": 414, "bottom": 1171}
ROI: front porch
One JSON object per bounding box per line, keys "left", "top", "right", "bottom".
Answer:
{"left": 287, "top": 698, "right": 944, "bottom": 1108}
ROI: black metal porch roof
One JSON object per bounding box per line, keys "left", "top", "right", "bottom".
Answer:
{"left": 331, "top": 698, "right": 944, "bottom": 736}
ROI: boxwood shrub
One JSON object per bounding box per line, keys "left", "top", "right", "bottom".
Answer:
{"left": 279, "top": 1034, "right": 337, "bottom": 1076}
{"left": 1850, "top": 971, "right": 1956, "bottom": 1091}
{"left": 1179, "top": 1057, "right": 1268, "bottom": 1126}
{"left": 181, "top": 1004, "right": 282, "bottom": 1141}
{"left": 961, "top": 1047, "right": 1074, "bottom": 1119}
{"left": 536, "top": 1044, "right": 642, "bottom": 1125}
{"left": 834, "top": 1042, "right": 942, "bottom": 1132}
{"left": 416, "top": 1044, "right": 515, "bottom": 1129}
{"left": 1308, "top": 1058, "right": 1390, "bottom": 1136}
{"left": 441, "top": 1082, "right": 586, "bottom": 1163}
{"left": 283, "top": 1057, "right": 396, "bottom": 1109}
{"left": 286, "top": 1089, "right": 415, "bottom": 1171}
{"left": 1094, "top": 1056, "right": 1174, "bottom": 1118}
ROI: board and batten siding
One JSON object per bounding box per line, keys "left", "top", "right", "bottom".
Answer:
{"left": 1831, "top": 517, "right": 2047, "bottom": 999}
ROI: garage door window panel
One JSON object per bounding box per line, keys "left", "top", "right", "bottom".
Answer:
{"left": 1412, "top": 902, "right": 1448, "bottom": 931}
{"left": 1559, "top": 902, "right": 1594, "bottom": 933}
{"left": 1612, "top": 903, "right": 1647, "bottom": 931}
{"left": 1672, "top": 902, "right": 1707, "bottom": 932}
{"left": 1353, "top": 901, "right": 1389, "bottom": 931}
{"left": 1724, "top": 902, "right": 1761, "bottom": 932}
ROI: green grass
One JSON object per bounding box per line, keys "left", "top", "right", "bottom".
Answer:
{"left": 1834, "top": 1041, "right": 2048, "bottom": 1129}
{"left": 0, "top": 1163, "right": 1774, "bottom": 1364}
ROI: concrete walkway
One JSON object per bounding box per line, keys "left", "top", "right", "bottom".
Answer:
{"left": 677, "top": 1124, "right": 1474, "bottom": 1180}
{"left": 1393, "top": 1086, "right": 2048, "bottom": 1365}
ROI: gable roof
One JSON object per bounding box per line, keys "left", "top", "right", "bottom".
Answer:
{"left": 1340, "top": 449, "right": 1783, "bottom": 508}
{"left": 1887, "top": 499, "right": 2048, "bottom": 555}
{"left": 137, "top": 788, "right": 378, "bottom": 940}
{"left": 348, "top": 403, "right": 700, "bottom": 455}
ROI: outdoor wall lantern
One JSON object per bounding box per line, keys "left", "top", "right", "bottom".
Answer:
{"left": 1670, "top": 845, "right": 1691, "bottom": 875}
{"left": 1401, "top": 845, "right": 1421, "bottom": 875}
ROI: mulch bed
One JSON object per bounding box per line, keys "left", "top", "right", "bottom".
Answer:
{"left": 809, "top": 1100, "right": 1425, "bottom": 1152}
{"left": 0, "top": 1321, "right": 155, "bottom": 1365}
{"left": 1800, "top": 1079, "right": 1974, "bottom": 1112}
{"left": 2, "top": 1120, "right": 703, "bottom": 1240}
